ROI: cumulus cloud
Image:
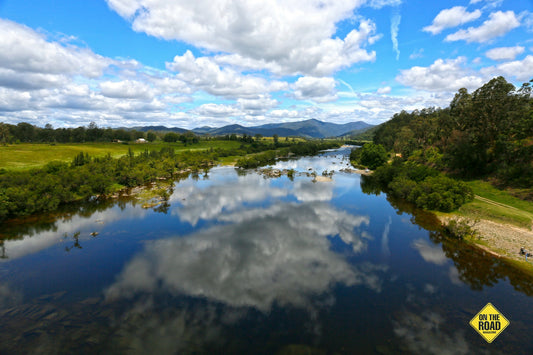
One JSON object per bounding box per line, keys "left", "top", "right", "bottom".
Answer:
{"left": 106, "top": 0, "right": 377, "bottom": 76}
{"left": 237, "top": 96, "right": 279, "bottom": 115}
{"left": 192, "top": 103, "right": 241, "bottom": 118}
{"left": 100, "top": 80, "right": 154, "bottom": 99}
{"left": 0, "top": 19, "right": 112, "bottom": 93}
{"left": 0, "top": 17, "right": 201, "bottom": 128}
{"left": 293, "top": 76, "right": 338, "bottom": 102}
{"left": 485, "top": 46, "right": 525, "bottom": 61}
{"left": 396, "top": 57, "right": 485, "bottom": 92}
{"left": 481, "top": 55, "right": 533, "bottom": 82}
{"left": 423, "top": 6, "right": 482, "bottom": 35}
{"left": 0, "top": 88, "right": 33, "bottom": 112}
{"left": 445, "top": 11, "right": 520, "bottom": 43}
{"left": 0, "top": 19, "right": 109, "bottom": 80}
{"left": 167, "top": 50, "right": 287, "bottom": 99}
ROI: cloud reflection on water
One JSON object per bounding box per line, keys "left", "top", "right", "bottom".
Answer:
{"left": 393, "top": 310, "right": 473, "bottom": 355}
{"left": 106, "top": 201, "right": 383, "bottom": 313}
{"left": 293, "top": 179, "right": 334, "bottom": 202}
{"left": 412, "top": 238, "right": 448, "bottom": 266}
{"left": 170, "top": 173, "right": 288, "bottom": 225}
{"left": 0, "top": 207, "right": 150, "bottom": 261}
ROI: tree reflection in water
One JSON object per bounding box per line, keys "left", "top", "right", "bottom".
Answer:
{"left": 361, "top": 173, "right": 533, "bottom": 296}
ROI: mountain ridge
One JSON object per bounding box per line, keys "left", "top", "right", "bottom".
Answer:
{"left": 133, "top": 119, "right": 373, "bottom": 138}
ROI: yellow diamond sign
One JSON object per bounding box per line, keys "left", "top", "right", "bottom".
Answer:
{"left": 470, "top": 303, "right": 510, "bottom": 343}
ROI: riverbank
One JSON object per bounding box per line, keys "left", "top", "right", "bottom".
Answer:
{"left": 438, "top": 214, "right": 533, "bottom": 264}
{"left": 442, "top": 180, "right": 533, "bottom": 268}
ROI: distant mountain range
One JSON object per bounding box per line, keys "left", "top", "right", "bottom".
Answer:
{"left": 134, "top": 119, "right": 374, "bottom": 139}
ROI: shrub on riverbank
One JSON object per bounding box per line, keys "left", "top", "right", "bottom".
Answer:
{"left": 371, "top": 160, "right": 474, "bottom": 212}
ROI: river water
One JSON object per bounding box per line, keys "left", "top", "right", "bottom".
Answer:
{"left": 1, "top": 147, "right": 532, "bottom": 354}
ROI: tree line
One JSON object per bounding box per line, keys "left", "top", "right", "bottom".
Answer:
{"left": 0, "top": 121, "right": 206, "bottom": 145}
{"left": 0, "top": 139, "right": 340, "bottom": 221}
{"left": 372, "top": 76, "right": 532, "bottom": 188}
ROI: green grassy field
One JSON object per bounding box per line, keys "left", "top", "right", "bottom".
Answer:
{"left": 0, "top": 141, "right": 242, "bottom": 170}
{"left": 456, "top": 180, "right": 533, "bottom": 229}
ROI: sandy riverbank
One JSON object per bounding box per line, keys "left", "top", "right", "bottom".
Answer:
{"left": 438, "top": 215, "right": 533, "bottom": 263}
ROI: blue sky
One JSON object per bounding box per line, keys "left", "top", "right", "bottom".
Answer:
{"left": 0, "top": 0, "right": 531, "bottom": 129}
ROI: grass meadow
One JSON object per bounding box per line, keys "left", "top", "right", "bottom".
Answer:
{"left": 0, "top": 141, "right": 243, "bottom": 170}
{"left": 457, "top": 180, "right": 533, "bottom": 229}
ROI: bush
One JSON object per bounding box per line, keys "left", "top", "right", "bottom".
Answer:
{"left": 444, "top": 218, "right": 478, "bottom": 239}
{"left": 359, "top": 143, "right": 388, "bottom": 170}
{"left": 371, "top": 161, "right": 474, "bottom": 212}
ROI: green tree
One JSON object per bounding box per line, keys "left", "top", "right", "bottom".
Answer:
{"left": 0, "top": 123, "right": 11, "bottom": 145}
{"left": 360, "top": 143, "right": 388, "bottom": 170}
{"left": 147, "top": 131, "right": 157, "bottom": 142}
{"left": 163, "top": 132, "right": 179, "bottom": 142}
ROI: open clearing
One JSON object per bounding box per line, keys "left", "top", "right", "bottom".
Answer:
{"left": 0, "top": 141, "right": 242, "bottom": 170}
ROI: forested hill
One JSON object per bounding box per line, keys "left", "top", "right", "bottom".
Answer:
{"left": 372, "top": 76, "right": 532, "bottom": 188}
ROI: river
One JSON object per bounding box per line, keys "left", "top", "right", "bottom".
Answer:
{"left": 0, "top": 147, "right": 532, "bottom": 354}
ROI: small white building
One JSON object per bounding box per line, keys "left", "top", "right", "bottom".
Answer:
{"left": 136, "top": 138, "right": 147, "bottom": 143}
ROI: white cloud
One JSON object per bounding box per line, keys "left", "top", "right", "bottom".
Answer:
{"left": 396, "top": 57, "right": 485, "bottom": 92}
{"left": 192, "top": 103, "right": 241, "bottom": 118}
{"left": 0, "top": 19, "right": 110, "bottom": 79}
{"left": 100, "top": 80, "right": 154, "bottom": 99}
{"left": 0, "top": 19, "right": 112, "bottom": 94}
{"left": 237, "top": 96, "right": 279, "bottom": 115}
{"left": 0, "top": 68, "right": 68, "bottom": 91}
{"left": 423, "top": 6, "right": 481, "bottom": 35}
{"left": 391, "top": 12, "right": 401, "bottom": 60}
{"left": 377, "top": 86, "right": 391, "bottom": 94}
{"left": 445, "top": 11, "right": 520, "bottom": 43}
{"left": 409, "top": 48, "right": 424, "bottom": 60}
{"left": 167, "top": 50, "right": 287, "bottom": 99}
{"left": 481, "top": 55, "right": 533, "bottom": 82}
{"left": 521, "top": 11, "right": 533, "bottom": 32}
{"left": 480, "top": 0, "right": 504, "bottom": 11}
{"left": 0, "top": 88, "right": 33, "bottom": 112}
{"left": 293, "top": 76, "right": 338, "bottom": 102}
{"left": 106, "top": 0, "right": 377, "bottom": 76}
{"left": 366, "top": 0, "right": 402, "bottom": 9}
{"left": 485, "top": 46, "right": 525, "bottom": 61}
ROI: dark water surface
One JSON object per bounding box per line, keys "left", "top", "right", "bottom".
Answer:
{"left": 1, "top": 147, "right": 532, "bottom": 354}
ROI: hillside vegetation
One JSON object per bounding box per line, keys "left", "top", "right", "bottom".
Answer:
{"left": 373, "top": 76, "right": 532, "bottom": 191}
